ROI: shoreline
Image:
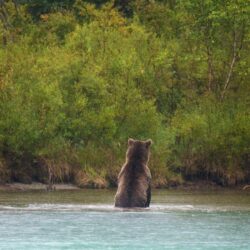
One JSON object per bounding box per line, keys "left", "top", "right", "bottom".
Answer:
{"left": 0, "top": 182, "right": 80, "bottom": 191}
{"left": 0, "top": 182, "right": 249, "bottom": 192}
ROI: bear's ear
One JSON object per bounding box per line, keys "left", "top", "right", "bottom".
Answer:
{"left": 128, "top": 138, "right": 135, "bottom": 146}
{"left": 145, "top": 139, "right": 152, "bottom": 148}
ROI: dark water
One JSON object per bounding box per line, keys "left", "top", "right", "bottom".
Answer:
{"left": 0, "top": 189, "right": 249, "bottom": 250}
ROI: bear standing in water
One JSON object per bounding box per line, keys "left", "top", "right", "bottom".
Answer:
{"left": 115, "top": 138, "right": 152, "bottom": 208}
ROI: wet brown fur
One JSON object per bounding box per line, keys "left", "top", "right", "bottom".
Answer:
{"left": 114, "top": 139, "right": 152, "bottom": 208}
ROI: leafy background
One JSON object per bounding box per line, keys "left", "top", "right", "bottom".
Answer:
{"left": 0, "top": 0, "right": 249, "bottom": 187}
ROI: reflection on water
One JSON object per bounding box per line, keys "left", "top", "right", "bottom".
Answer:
{"left": 0, "top": 189, "right": 249, "bottom": 211}
{"left": 0, "top": 189, "right": 249, "bottom": 250}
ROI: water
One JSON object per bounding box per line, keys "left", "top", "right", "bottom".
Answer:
{"left": 0, "top": 189, "right": 249, "bottom": 250}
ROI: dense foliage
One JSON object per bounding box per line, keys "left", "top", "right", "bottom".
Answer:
{"left": 0, "top": 0, "right": 249, "bottom": 187}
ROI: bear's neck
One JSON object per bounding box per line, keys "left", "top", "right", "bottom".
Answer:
{"left": 126, "top": 158, "right": 146, "bottom": 167}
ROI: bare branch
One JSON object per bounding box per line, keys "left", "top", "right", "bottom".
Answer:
{"left": 221, "top": 22, "right": 245, "bottom": 101}
{"left": 207, "top": 47, "right": 213, "bottom": 92}
{"left": 221, "top": 29, "right": 237, "bottom": 100}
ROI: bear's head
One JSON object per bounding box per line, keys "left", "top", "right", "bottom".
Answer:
{"left": 126, "top": 138, "right": 152, "bottom": 164}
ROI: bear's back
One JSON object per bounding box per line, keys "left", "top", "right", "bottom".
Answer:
{"left": 115, "top": 162, "right": 151, "bottom": 207}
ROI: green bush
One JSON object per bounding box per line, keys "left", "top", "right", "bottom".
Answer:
{"left": 0, "top": 1, "right": 249, "bottom": 186}
{"left": 167, "top": 96, "right": 250, "bottom": 185}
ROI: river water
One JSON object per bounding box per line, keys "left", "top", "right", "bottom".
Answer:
{"left": 0, "top": 189, "right": 249, "bottom": 250}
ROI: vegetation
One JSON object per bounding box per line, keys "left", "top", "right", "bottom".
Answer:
{"left": 0, "top": 0, "right": 249, "bottom": 187}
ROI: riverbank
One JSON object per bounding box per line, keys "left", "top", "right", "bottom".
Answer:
{"left": 0, "top": 181, "right": 249, "bottom": 192}
{"left": 0, "top": 182, "right": 80, "bottom": 191}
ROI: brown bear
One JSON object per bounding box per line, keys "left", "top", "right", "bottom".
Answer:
{"left": 114, "top": 138, "right": 152, "bottom": 208}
